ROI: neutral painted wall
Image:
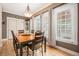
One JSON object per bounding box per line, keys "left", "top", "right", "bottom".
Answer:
{"left": 2, "top": 12, "right": 26, "bottom": 39}
{"left": 0, "top": 5, "right": 2, "bottom": 47}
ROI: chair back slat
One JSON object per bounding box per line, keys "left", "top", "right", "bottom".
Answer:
{"left": 18, "top": 30, "right": 24, "bottom": 34}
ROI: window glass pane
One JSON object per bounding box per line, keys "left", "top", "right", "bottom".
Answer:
{"left": 57, "top": 10, "right": 72, "bottom": 39}
{"left": 30, "top": 19, "right": 32, "bottom": 32}
{"left": 34, "top": 15, "right": 41, "bottom": 32}
{"left": 53, "top": 4, "right": 78, "bottom": 45}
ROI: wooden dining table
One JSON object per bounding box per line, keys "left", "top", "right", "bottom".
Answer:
{"left": 16, "top": 33, "right": 46, "bottom": 56}
{"left": 17, "top": 34, "right": 35, "bottom": 43}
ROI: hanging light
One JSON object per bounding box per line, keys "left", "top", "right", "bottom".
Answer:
{"left": 24, "top": 4, "right": 32, "bottom": 17}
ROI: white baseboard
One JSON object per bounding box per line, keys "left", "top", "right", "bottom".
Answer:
{"left": 0, "top": 38, "right": 7, "bottom": 47}
{"left": 0, "top": 44, "right": 2, "bottom": 47}
{"left": 2, "top": 38, "right": 8, "bottom": 40}
{"left": 0, "top": 41, "right": 2, "bottom": 47}
{"left": 56, "top": 46, "right": 79, "bottom": 56}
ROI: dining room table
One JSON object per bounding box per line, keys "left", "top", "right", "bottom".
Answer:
{"left": 16, "top": 33, "right": 46, "bottom": 56}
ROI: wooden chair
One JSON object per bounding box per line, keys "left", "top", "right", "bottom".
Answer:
{"left": 18, "top": 30, "right": 24, "bottom": 34}
{"left": 31, "top": 30, "right": 34, "bottom": 33}
{"left": 27, "top": 32, "right": 44, "bottom": 56}
{"left": 11, "top": 30, "right": 28, "bottom": 56}
{"left": 11, "top": 30, "right": 19, "bottom": 56}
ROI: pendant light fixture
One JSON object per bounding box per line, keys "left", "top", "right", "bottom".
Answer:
{"left": 24, "top": 4, "right": 32, "bottom": 18}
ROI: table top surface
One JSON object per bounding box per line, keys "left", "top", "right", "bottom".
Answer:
{"left": 17, "top": 33, "right": 35, "bottom": 43}
{"left": 17, "top": 33, "right": 43, "bottom": 43}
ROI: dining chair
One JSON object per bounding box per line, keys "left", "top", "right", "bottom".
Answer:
{"left": 31, "top": 30, "right": 34, "bottom": 33}
{"left": 11, "top": 30, "right": 19, "bottom": 56}
{"left": 27, "top": 32, "right": 44, "bottom": 56}
{"left": 18, "top": 30, "right": 24, "bottom": 34}
{"left": 11, "top": 30, "right": 28, "bottom": 56}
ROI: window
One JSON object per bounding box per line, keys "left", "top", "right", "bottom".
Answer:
{"left": 30, "top": 19, "right": 33, "bottom": 32}
{"left": 34, "top": 15, "right": 41, "bottom": 32}
{"left": 57, "top": 10, "right": 72, "bottom": 39}
{"left": 53, "top": 4, "right": 78, "bottom": 45}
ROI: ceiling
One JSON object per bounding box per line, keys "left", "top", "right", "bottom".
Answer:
{"left": 0, "top": 3, "right": 51, "bottom": 16}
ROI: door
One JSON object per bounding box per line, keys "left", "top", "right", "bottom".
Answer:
{"left": 7, "top": 17, "right": 17, "bottom": 39}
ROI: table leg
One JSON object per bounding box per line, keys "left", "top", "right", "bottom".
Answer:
{"left": 19, "top": 44, "right": 23, "bottom": 56}
{"left": 44, "top": 37, "right": 46, "bottom": 52}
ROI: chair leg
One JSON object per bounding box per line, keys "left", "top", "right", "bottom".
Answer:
{"left": 15, "top": 49, "right": 18, "bottom": 56}
{"left": 32, "top": 45, "right": 34, "bottom": 56}
{"left": 27, "top": 47, "right": 29, "bottom": 56}
{"left": 32, "top": 50, "right": 34, "bottom": 56}
{"left": 20, "top": 48, "right": 23, "bottom": 56}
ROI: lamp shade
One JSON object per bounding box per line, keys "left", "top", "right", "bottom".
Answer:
{"left": 24, "top": 5, "right": 32, "bottom": 17}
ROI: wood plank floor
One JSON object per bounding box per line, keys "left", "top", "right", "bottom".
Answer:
{"left": 0, "top": 40, "right": 71, "bottom": 56}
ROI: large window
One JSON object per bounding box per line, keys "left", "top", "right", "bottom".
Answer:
{"left": 34, "top": 15, "right": 41, "bottom": 31}
{"left": 57, "top": 10, "right": 72, "bottom": 39}
{"left": 53, "top": 4, "right": 78, "bottom": 45}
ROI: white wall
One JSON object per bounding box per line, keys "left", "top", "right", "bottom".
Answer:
{"left": 0, "top": 5, "right": 2, "bottom": 47}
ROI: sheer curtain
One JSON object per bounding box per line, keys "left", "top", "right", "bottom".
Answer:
{"left": 42, "top": 12, "right": 49, "bottom": 42}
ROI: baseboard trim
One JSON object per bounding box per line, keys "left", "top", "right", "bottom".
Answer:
{"left": 0, "top": 39, "right": 7, "bottom": 47}
{"left": 0, "top": 42, "right": 2, "bottom": 47}
{"left": 2, "top": 38, "right": 8, "bottom": 40}
{"left": 56, "top": 46, "right": 79, "bottom": 56}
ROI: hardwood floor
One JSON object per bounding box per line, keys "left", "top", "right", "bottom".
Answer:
{"left": 0, "top": 40, "right": 71, "bottom": 56}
